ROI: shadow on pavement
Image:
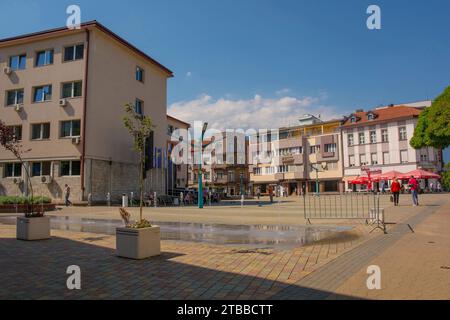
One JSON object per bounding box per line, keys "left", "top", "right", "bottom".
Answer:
{"left": 0, "top": 236, "right": 357, "bottom": 300}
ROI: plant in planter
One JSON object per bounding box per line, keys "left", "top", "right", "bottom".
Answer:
{"left": 0, "top": 121, "right": 50, "bottom": 241}
{"left": 115, "top": 104, "right": 161, "bottom": 260}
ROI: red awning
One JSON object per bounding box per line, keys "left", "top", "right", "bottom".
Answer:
{"left": 398, "top": 169, "right": 441, "bottom": 180}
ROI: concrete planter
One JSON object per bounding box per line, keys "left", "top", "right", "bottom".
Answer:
{"left": 116, "top": 226, "right": 161, "bottom": 260}
{"left": 16, "top": 216, "right": 51, "bottom": 241}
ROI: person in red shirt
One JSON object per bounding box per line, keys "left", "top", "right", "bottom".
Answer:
{"left": 408, "top": 176, "right": 419, "bottom": 206}
{"left": 391, "top": 178, "right": 401, "bottom": 206}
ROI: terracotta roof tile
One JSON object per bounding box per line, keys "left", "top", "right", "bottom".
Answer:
{"left": 342, "top": 106, "right": 422, "bottom": 127}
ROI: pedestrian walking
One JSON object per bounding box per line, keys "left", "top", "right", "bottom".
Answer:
{"left": 64, "top": 184, "right": 72, "bottom": 207}
{"left": 408, "top": 176, "right": 419, "bottom": 206}
{"left": 391, "top": 178, "right": 401, "bottom": 206}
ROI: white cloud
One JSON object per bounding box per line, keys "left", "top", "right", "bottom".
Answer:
{"left": 186, "top": 71, "right": 192, "bottom": 77}
{"left": 168, "top": 93, "right": 340, "bottom": 131}
{"left": 276, "top": 88, "right": 291, "bottom": 96}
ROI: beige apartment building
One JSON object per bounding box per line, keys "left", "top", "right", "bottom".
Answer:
{"left": 167, "top": 115, "right": 190, "bottom": 190}
{"left": 250, "top": 115, "right": 345, "bottom": 195}
{"left": 0, "top": 21, "right": 173, "bottom": 202}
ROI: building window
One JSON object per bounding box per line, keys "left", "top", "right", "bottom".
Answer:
{"left": 62, "top": 81, "right": 82, "bottom": 98}
{"left": 135, "top": 99, "right": 143, "bottom": 115}
{"left": 371, "top": 153, "right": 378, "bottom": 165}
{"left": 400, "top": 150, "right": 409, "bottom": 164}
{"left": 60, "top": 120, "right": 81, "bottom": 138}
{"left": 399, "top": 127, "right": 407, "bottom": 141}
{"left": 31, "top": 162, "right": 51, "bottom": 177}
{"left": 33, "top": 85, "right": 52, "bottom": 102}
{"left": 60, "top": 161, "right": 81, "bottom": 176}
{"left": 310, "top": 145, "right": 320, "bottom": 154}
{"left": 381, "top": 129, "right": 389, "bottom": 143}
{"left": 383, "top": 152, "right": 390, "bottom": 165}
{"left": 31, "top": 123, "right": 50, "bottom": 140}
{"left": 358, "top": 132, "right": 365, "bottom": 145}
{"left": 367, "top": 113, "right": 375, "bottom": 120}
{"left": 36, "top": 50, "right": 54, "bottom": 67}
{"left": 324, "top": 143, "right": 337, "bottom": 153}
{"left": 64, "top": 44, "right": 84, "bottom": 62}
{"left": 350, "top": 116, "right": 357, "bottom": 123}
{"left": 136, "top": 67, "right": 144, "bottom": 82}
{"left": 6, "top": 89, "right": 24, "bottom": 106}
{"left": 349, "top": 155, "right": 355, "bottom": 167}
{"left": 348, "top": 134, "right": 354, "bottom": 146}
{"left": 370, "top": 131, "right": 377, "bottom": 144}
{"left": 7, "top": 125, "right": 22, "bottom": 141}
{"left": 9, "top": 54, "right": 26, "bottom": 70}
{"left": 4, "top": 163, "right": 22, "bottom": 178}
{"left": 420, "top": 154, "right": 428, "bottom": 162}
{"left": 360, "top": 154, "right": 368, "bottom": 166}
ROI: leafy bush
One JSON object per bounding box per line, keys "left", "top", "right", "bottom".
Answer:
{"left": 0, "top": 196, "right": 52, "bottom": 205}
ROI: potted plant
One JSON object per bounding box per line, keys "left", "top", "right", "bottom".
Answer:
{"left": 116, "top": 104, "right": 160, "bottom": 260}
{"left": 0, "top": 121, "right": 50, "bottom": 241}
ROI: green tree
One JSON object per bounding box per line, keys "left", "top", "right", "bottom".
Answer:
{"left": 442, "top": 163, "right": 450, "bottom": 191}
{"left": 0, "top": 120, "right": 42, "bottom": 217}
{"left": 122, "top": 103, "right": 153, "bottom": 225}
{"left": 411, "top": 86, "right": 450, "bottom": 150}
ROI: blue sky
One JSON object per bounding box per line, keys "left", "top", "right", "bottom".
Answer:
{"left": 0, "top": 0, "right": 449, "bottom": 160}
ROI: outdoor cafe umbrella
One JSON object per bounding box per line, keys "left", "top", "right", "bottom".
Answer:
{"left": 398, "top": 169, "right": 441, "bottom": 180}
{"left": 350, "top": 176, "right": 371, "bottom": 185}
{"left": 376, "top": 170, "right": 404, "bottom": 181}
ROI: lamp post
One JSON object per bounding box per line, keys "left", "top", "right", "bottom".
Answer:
{"left": 198, "top": 122, "right": 208, "bottom": 209}
{"left": 311, "top": 163, "right": 327, "bottom": 196}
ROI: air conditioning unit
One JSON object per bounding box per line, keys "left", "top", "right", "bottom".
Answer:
{"left": 13, "top": 178, "right": 23, "bottom": 185}
{"left": 72, "top": 137, "right": 81, "bottom": 145}
{"left": 14, "top": 104, "right": 22, "bottom": 112}
{"left": 59, "top": 99, "right": 67, "bottom": 107}
{"left": 3, "top": 66, "right": 12, "bottom": 75}
{"left": 41, "top": 175, "right": 53, "bottom": 184}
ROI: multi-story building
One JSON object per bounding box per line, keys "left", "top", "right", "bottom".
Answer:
{"left": 249, "top": 115, "right": 345, "bottom": 195}
{"left": 167, "top": 115, "right": 190, "bottom": 190}
{"left": 188, "top": 134, "right": 250, "bottom": 197}
{"left": 0, "top": 21, "right": 173, "bottom": 202}
{"left": 341, "top": 104, "right": 443, "bottom": 191}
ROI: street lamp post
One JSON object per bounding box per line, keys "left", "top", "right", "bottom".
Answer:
{"left": 311, "top": 163, "right": 327, "bottom": 197}
{"left": 198, "top": 122, "right": 208, "bottom": 209}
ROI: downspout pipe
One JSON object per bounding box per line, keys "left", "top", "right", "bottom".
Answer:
{"left": 81, "top": 29, "right": 90, "bottom": 200}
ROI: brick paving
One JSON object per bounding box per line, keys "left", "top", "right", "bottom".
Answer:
{"left": 0, "top": 194, "right": 448, "bottom": 300}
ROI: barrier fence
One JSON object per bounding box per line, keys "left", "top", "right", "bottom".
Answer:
{"left": 303, "top": 192, "right": 387, "bottom": 234}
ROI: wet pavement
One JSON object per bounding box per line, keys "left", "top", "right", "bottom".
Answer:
{"left": 0, "top": 215, "right": 353, "bottom": 249}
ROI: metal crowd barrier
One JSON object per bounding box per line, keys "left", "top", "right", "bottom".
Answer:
{"left": 303, "top": 192, "right": 387, "bottom": 234}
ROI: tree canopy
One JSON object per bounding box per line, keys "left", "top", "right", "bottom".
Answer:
{"left": 411, "top": 86, "right": 450, "bottom": 150}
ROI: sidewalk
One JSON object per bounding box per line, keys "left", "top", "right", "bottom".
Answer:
{"left": 329, "top": 197, "right": 450, "bottom": 299}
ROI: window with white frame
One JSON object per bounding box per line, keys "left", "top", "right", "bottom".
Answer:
{"left": 60, "top": 160, "right": 81, "bottom": 176}
{"left": 383, "top": 152, "right": 390, "bottom": 165}
{"left": 31, "top": 123, "right": 50, "bottom": 140}
{"left": 9, "top": 54, "right": 26, "bottom": 70}
{"left": 399, "top": 127, "right": 408, "bottom": 141}
{"left": 31, "top": 161, "right": 51, "bottom": 177}
{"left": 4, "top": 163, "right": 22, "bottom": 178}
{"left": 348, "top": 134, "right": 354, "bottom": 146}
{"left": 7, "top": 125, "right": 22, "bottom": 141}
{"left": 360, "top": 154, "right": 368, "bottom": 166}
{"left": 381, "top": 129, "right": 389, "bottom": 143}
{"left": 60, "top": 120, "right": 81, "bottom": 138}
{"left": 6, "top": 89, "right": 24, "bottom": 106}
{"left": 359, "top": 132, "right": 365, "bottom": 145}
{"left": 36, "top": 49, "right": 54, "bottom": 67}
{"left": 371, "top": 153, "right": 378, "bottom": 165}
{"left": 62, "top": 81, "right": 82, "bottom": 98}
{"left": 400, "top": 150, "right": 409, "bottom": 164}
{"left": 64, "top": 44, "right": 84, "bottom": 62}
{"left": 324, "top": 143, "right": 337, "bottom": 153}
{"left": 420, "top": 154, "right": 428, "bottom": 162}
{"left": 33, "top": 85, "right": 52, "bottom": 102}
{"left": 349, "top": 155, "right": 355, "bottom": 167}
{"left": 370, "top": 131, "right": 377, "bottom": 144}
